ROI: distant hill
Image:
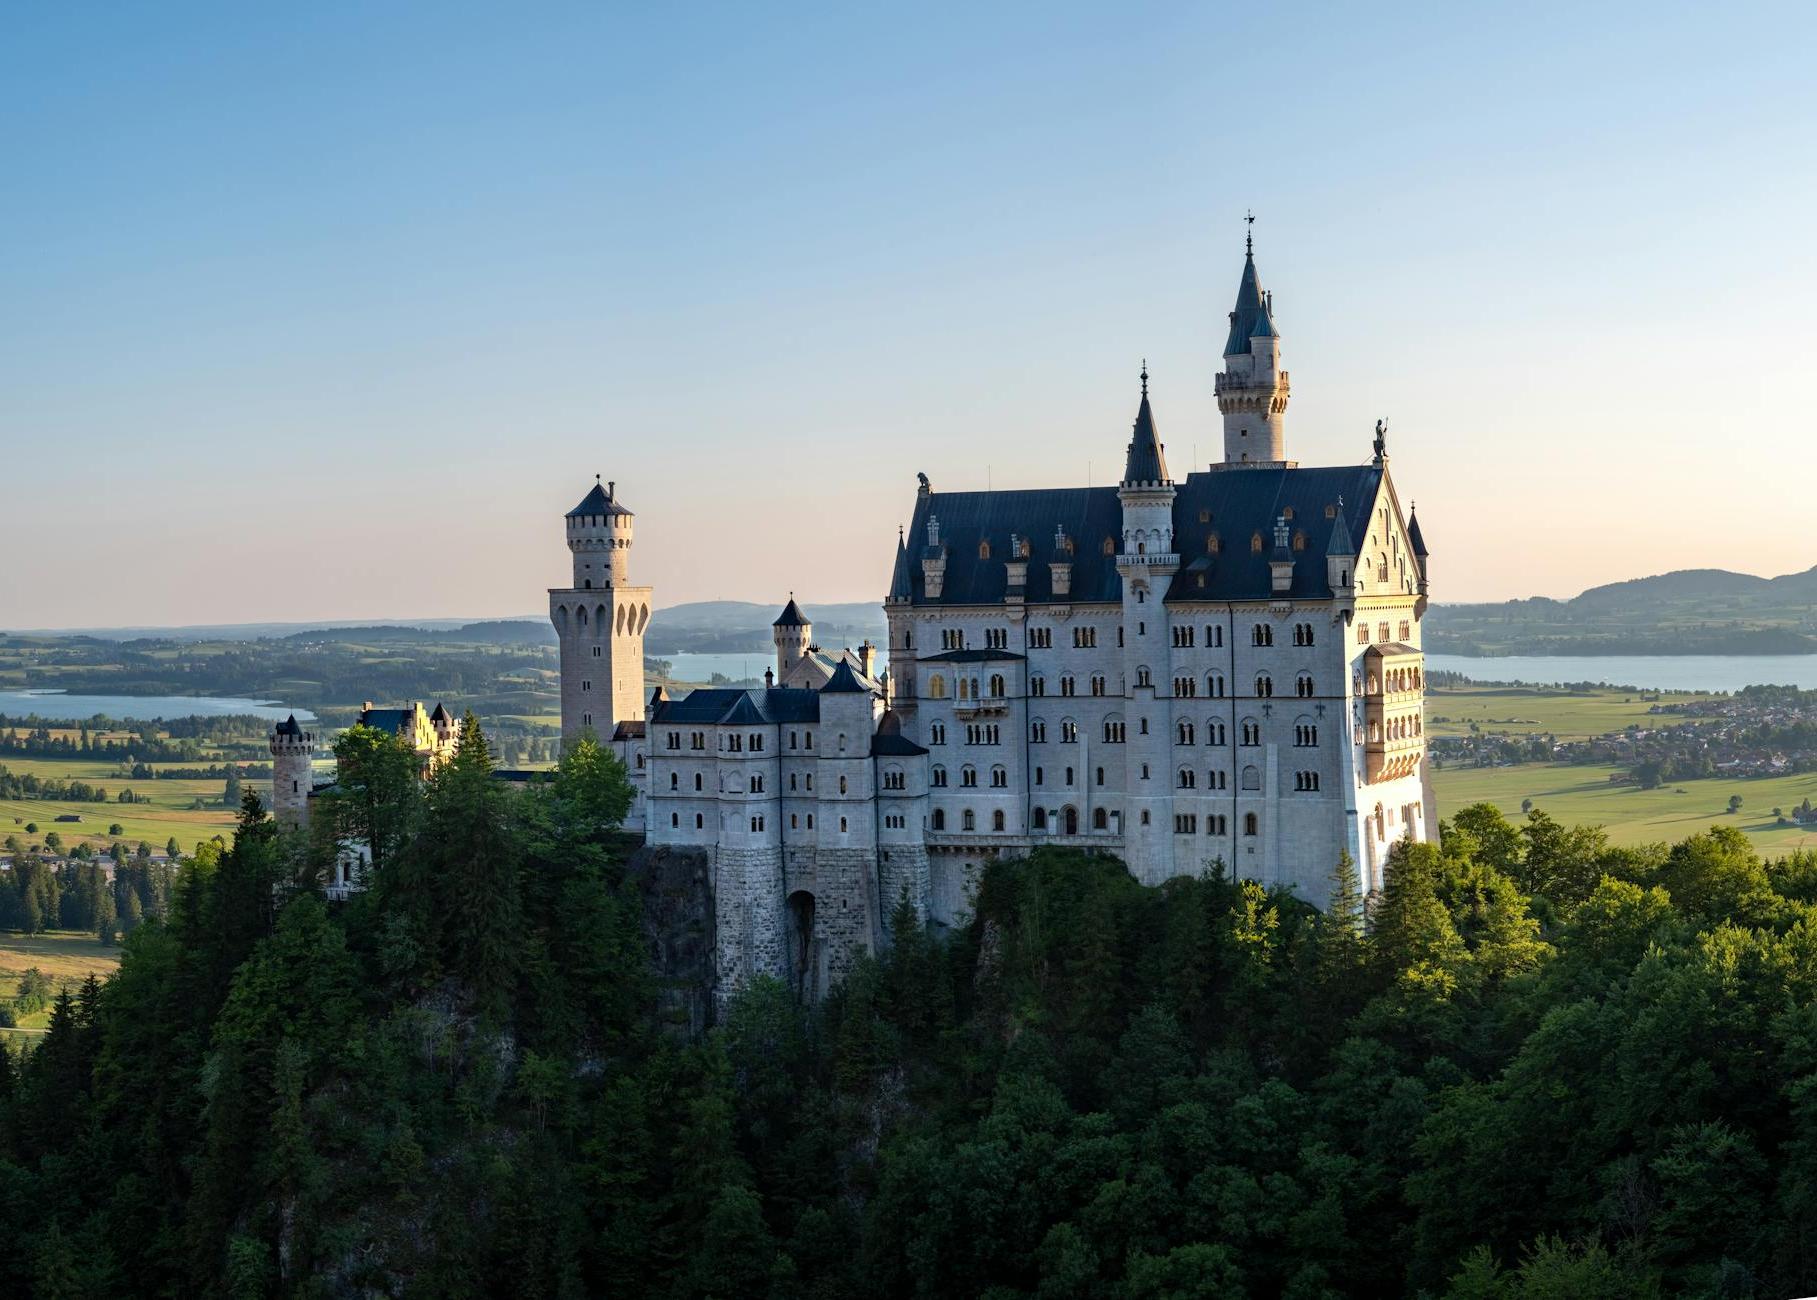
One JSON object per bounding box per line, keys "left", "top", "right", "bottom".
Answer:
{"left": 1431, "top": 565, "right": 1817, "bottom": 656}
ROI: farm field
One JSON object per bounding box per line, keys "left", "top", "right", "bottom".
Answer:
{"left": 1, "top": 754, "right": 243, "bottom": 852}
{"left": 1425, "top": 682, "right": 1715, "bottom": 740}
{"left": 0, "top": 929, "right": 122, "bottom": 1049}
{"left": 1433, "top": 762, "right": 1817, "bottom": 855}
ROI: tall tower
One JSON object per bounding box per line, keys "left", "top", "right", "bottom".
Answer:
{"left": 1117, "top": 366, "right": 1179, "bottom": 877}
{"left": 268, "top": 715, "right": 315, "bottom": 827}
{"left": 773, "top": 596, "right": 811, "bottom": 681}
{"left": 1215, "top": 222, "right": 1291, "bottom": 465}
{"left": 549, "top": 477, "right": 653, "bottom": 745}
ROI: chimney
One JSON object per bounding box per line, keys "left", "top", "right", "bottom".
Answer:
{"left": 857, "top": 640, "right": 876, "bottom": 679}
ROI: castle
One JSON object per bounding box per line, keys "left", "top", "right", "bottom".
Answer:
{"left": 560, "top": 237, "right": 1436, "bottom": 1002}
{"left": 271, "top": 238, "right": 1434, "bottom": 1003}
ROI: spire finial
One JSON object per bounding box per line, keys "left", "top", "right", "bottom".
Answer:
{"left": 1245, "top": 209, "right": 1255, "bottom": 257}
{"left": 1140, "top": 358, "right": 1148, "bottom": 398}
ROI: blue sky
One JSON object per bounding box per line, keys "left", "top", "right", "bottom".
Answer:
{"left": 3, "top": 2, "right": 1814, "bottom": 626}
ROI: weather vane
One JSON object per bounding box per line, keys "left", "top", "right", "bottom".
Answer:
{"left": 1245, "top": 209, "right": 1255, "bottom": 255}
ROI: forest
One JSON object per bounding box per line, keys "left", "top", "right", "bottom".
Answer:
{"left": 3, "top": 717, "right": 1814, "bottom": 1298}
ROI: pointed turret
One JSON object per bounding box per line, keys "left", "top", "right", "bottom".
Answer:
{"left": 1214, "top": 221, "right": 1291, "bottom": 466}
{"left": 887, "top": 528, "right": 912, "bottom": 603}
{"left": 1223, "top": 244, "right": 1278, "bottom": 357}
{"left": 1408, "top": 504, "right": 1429, "bottom": 597}
{"left": 1121, "top": 362, "right": 1170, "bottom": 485}
{"left": 773, "top": 597, "right": 808, "bottom": 628}
{"left": 1325, "top": 498, "right": 1356, "bottom": 597}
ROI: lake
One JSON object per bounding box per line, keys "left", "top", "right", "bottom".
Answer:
{"left": 0, "top": 690, "right": 315, "bottom": 723}
{"left": 1427, "top": 653, "right": 1817, "bottom": 694}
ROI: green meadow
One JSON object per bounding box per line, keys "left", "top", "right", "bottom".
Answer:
{"left": 1425, "top": 681, "right": 1714, "bottom": 740}
{"left": 1433, "top": 761, "right": 1817, "bottom": 854}
{"left": 0, "top": 929, "right": 122, "bottom": 1049}
{"left": 0, "top": 755, "right": 242, "bottom": 853}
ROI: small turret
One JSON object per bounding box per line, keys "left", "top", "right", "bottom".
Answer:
{"left": 1325, "top": 497, "right": 1356, "bottom": 596}
{"left": 773, "top": 595, "right": 811, "bottom": 680}
{"left": 268, "top": 714, "right": 316, "bottom": 827}
{"left": 1408, "top": 504, "right": 1428, "bottom": 586}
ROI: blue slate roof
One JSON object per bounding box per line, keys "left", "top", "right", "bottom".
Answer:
{"left": 918, "top": 648, "right": 1027, "bottom": 663}
{"left": 901, "top": 463, "right": 1382, "bottom": 607}
{"left": 1408, "top": 507, "right": 1428, "bottom": 557}
{"left": 1224, "top": 251, "right": 1278, "bottom": 356}
{"left": 650, "top": 687, "right": 821, "bottom": 726}
{"left": 357, "top": 708, "right": 413, "bottom": 734}
{"left": 274, "top": 714, "right": 306, "bottom": 737}
{"left": 821, "top": 660, "right": 868, "bottom": 693}
{"left": 773, "top": 598, "right": 809, "bottom": 627}
{"left": 1122, "top": 383, "right": 1169, "bottom": 485}
{"left": 567, "top": 481, "right": 632, "bottom": 518}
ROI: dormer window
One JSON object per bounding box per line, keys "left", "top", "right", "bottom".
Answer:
{"left": 1198, "top": 509, "right": 1210, "bottom": 523}
{"left": 1292, "top": 531, "right": 1306, "bottom": 552}
{"left": 1250, "top": 532, "right": 1264, "bottom": 554}
{"left": 1102, "top": 537, "right": 1115, "bottom": 556}
{"left": 979, "top": 540, "right": 991, "bottom": 559}
{"left": 1282, "top": 507, "right": 1294, "bottom": 520}
{"left": 1207, "top": 534, "right": 1221, "bottom": 554}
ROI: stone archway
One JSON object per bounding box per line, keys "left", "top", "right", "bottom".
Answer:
{"left": 786, "top": 890, "right": 819, "bottom": 1002}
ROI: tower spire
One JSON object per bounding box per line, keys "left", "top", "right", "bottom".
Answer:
{"left": 1121, "top": 364, "right": 1169, "bottom": 485}
{"left": 1215, "top": 221, "right": 1289, "bottom": 465}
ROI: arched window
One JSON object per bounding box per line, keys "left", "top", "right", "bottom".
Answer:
{"left": 1244, "top": 812, "right": 1258, "bottom": 837}
{"left": 1093, "top": 807, "right": 1108, "bottom": 830}
{"left": 992, "top": 810, "right": 1005, "bottom": 832}
{"left": 669, "top": 772, "right": 678, "bottom": 790}
{"left": 962, "top": 809, "right": 976, "bottom": 832}
{"left": 1251, "top": 532, "right": 1264, "bottom": 553}
{"left": 989, "top": 673, "right": 1005, "bottom": 697}
{"left": 1207, "top": 533, "right": 1221, "bottom": 554}
{"left": 1296, "top": 673, "right": 1314, "bottom": 697}
{"left": 694, "top": 773, "right": 703, "bottom": 791}
{"left": 1292, "top": 530, "right": 1307, "bottom": 551}
{"left": 1033, "top": 807, "right": 1047, "bottom": 830}
{"left": 1242, "top": 765, "right": 1261, "bottom": 790}
{"left": 1207, "top": 672, "right": 1225, "bottom": 697}
{"left": 839, "top": 775, "right": 848, "bottom": 794}
{"left": 1255, "top": 673, "right": 1273, "bottom": 698}
{"left": 931, "top": 765, "right": 947, "bottom": 787}
{"left": 961, "top": 765, "right": 977, "bottom": 787}
{"left": 928, "top": 674, "right": 948, "bottom": 699}
{"left": 932, "top": 808, "right": 946, "bottom": 830}
{"left": 979, "top": 540, "right": 991, "bottom": 559}
{"left": 1102, "top": 536, "right": 1116, "bottom": 556}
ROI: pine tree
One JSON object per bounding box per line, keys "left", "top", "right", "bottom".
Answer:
{"left": 421, "top": 714, "right": 522, "bottom": 1019}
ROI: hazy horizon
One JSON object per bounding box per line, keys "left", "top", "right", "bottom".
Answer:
{"left": 6, "top": 2, "right": 1815, "bottom": 627}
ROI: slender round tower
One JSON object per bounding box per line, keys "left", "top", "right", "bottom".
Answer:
{"left": 773, "top": 596, "right": 811, "bottom": 681}
{"left": 268, "top": 714, "right": 316, "bottom": 826}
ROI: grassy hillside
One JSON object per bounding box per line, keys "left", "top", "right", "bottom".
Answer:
{"left": 1429, "top": 563, "right": 1817, "bottom": 655}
